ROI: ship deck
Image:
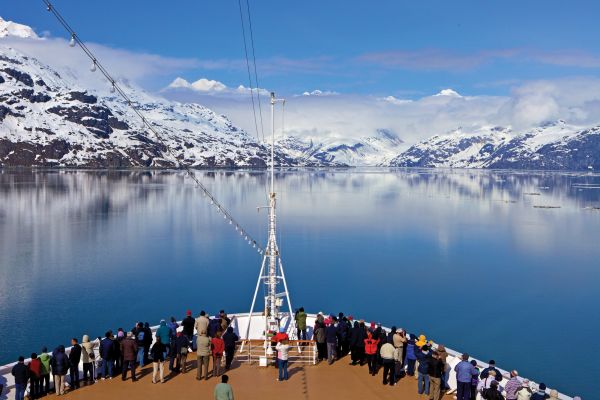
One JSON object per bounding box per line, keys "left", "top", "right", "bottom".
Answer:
{"left": 45, "top": 356, "right": 447, "bottom": 400}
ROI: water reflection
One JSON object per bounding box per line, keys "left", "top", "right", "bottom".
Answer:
{"left": 0, "top": 169, "right": 599, "bottom": 399}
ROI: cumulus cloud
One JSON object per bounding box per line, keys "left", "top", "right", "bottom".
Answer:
{"left": 162, "top": 77, "right": 600, "bottom": 146}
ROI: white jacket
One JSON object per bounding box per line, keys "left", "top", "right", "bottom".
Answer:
{"left": 276, "top": 343, "right": 290, "bottom": 361}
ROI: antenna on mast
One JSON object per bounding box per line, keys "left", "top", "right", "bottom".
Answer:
{"left": 245, "top": 92, "right": 295, "bottom": 350}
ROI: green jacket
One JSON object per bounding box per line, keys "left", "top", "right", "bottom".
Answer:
{"left": 214, "top": 382, "right": 234, "bottom": 400}
{"left": 295, "top": 311, "right": 307, "bottom": 330}
{"left": 39, "top": 353, "right": 51, "bottom": 375}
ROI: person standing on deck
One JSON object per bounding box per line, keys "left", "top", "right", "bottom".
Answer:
{"left": 143, "top": 322, "right": 152, "bottom": 364}
{"left": 530, "top": 383, "right": 549, "bottom": 400}
{"left": 176, "top": 332, "right": 190, "bottom": 373}
{"left": 99, "top": 332, "right": 115, "bottom": 379}
{"left": 150, "top": 337, "right": 166, "bottom": 384}
{"left": 167, "top": 317, "right": 179, "bottom": 371}
{"left": 313, "top": 317, "right": 327, "bottom": 361}
{"left": 416, "top": 344, "right": 432, "bottom": 394}
{"left": 276, "top": 339, "right": 291, "bottom": 381}
{"left": 393, "top": 329, "right": 407, "bottom": 381}
{"left": 182, "top": 310, "right": 195, "bottom": 338}
{"left": 214, "top": 374, "right": 234, "bottom": 400}
{"left": 211, "top": 331, "right": 225, "bottom": 378}
{"left": 11, "top": 356, "right": 28, "bottom": 400}
{"left": 208, "top": 315, "right": 222, "bottom": 338}
{"left": 349, "top": 321, "right": 362, "bottom": 366}
{"left": 194, "top": 311, "right": 210, "bottom": 338}
{"left": 219, "top": 310, "right": 231, "bottom": 332}
{"left": 380, "top": 340, "right": 396, "bottom": 386}
{"left": 28, "top": 353, "right": 42, "bottom": 399}
{"left": 454, "top": 353, "right": 479, "bottom": 400}
{"left": 81, "top": 335, "right": 96, "bottom": 384}
{"left": 38, "top": 347, "right": 51, "bottom": 395}
{"left": 480, "top": 360, "right": 503, "bottom": 382}
{"left": 134, "top": 322, "right": 146, "bottom": 368}
{"left": 516, "top": 380, "right": 533, "bottom": 400}
{"left": 121, "top": 331, "right": 138, "bottom": 382}
{"left": 364, "top": 331, "right": 379, "bottom": 375}
{"left": 196, "top": 330, "right": 212, "bottom": 380}
{"left": 428, "top": 350, "right": 445, "bottom": 400}
{"left": 156, "top": 320, "right": 171, "bottom": 360}
{"left": 51, "top": 345, "right": 70, "bottom": 395}
{"left": 485, "top": 380, "right": 506, "bottom": 400}
{"left": 505, "top": 370, "right": 521, "bottom": 400}
{"left": 470, "top": 360, "right": 480, "bottom": 400}
{"left": 325, "top": 317, "right": 338, "bottom": 365}
{"left": 68, "top": 338, "right": 82, "bottom": 390}
{"left": 114, "top": 329, "right": 124, "bottom": 374}
{"left": 295, "top": 307, "right": 307, "bottom": 340}
{"left": 436, "top": 344, "right": 450, "bottom": 391}
{"left": 222, "top": 327, "right": 239, "bottom": 370}
{"left": 405, "top": 334, "right": 417, "bottom": 376}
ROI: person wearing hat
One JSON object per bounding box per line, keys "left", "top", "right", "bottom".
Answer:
{"left": 121, "top": 330, "right": 138, "bottom": 382}
{"left": 481, "top": 360, "right": 503, "bottom": 382}
{"left": 295, "top": 307, "right": 308, "bottom": 341}
{"left": 530, "top": 383, "right": 549, "bottom": 400}
{"left": 156, "top": 319, "right": 171, "bottom": 359}
{"left": 516, "top": 380, "right": 533, "bottom": 400}
{"left": 182, "top": 310, "right": 195, "bottom": 338}
{"left": 196, "top": 330, "right": 212, "bottom": 380}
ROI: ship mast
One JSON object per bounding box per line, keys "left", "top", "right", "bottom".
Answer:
{"left": 245, "top": 92, "right": 295, "bottom": 345}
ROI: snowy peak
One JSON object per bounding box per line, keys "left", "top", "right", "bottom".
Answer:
{"left": 0, "top": 17, "right": 39, "bottom": 39}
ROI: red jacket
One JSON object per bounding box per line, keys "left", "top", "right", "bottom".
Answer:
{"left": 211, "top": 337, "right": 225, "bottom": 356}
{"left": 28, "top": 359, "right": 41, "bottom": 378}
{"left": 364, "top": 338, "right": 379, "bottom": 355}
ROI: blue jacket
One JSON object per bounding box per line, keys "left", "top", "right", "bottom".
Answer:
{"left": 156, "top": 321, "right": 171, "bottom": 345}
{"left": 405, "top": 339, "right": 416, "bottom": 360}
{"left": 50, "top": 346, "right": 70, "bottom": 375}
{"left": 100, "top": 338, "right": 114, "bottom": 360}
{"left": 454, "top": 360, "right": 479, "bottom": 383}
{"left": 326, "top": 325, "right": 338, "bottom": 344}
{"left": 415, "top": 349, "right": 431, "bottom": 374}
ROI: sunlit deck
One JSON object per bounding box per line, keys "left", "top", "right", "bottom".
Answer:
{"left": 45, "top": 356, "right": 448, "bottom": 400}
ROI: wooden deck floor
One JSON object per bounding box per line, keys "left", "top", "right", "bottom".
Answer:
{"left": 45, "top": 356, "right": 452, "bottom": 400}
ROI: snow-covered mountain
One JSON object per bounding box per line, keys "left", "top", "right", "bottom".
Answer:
{"left": 389, "top": 121, "right": 600, "bottom": 171}
{"left": 276, "top": 128, "right": 405, "bottom": 166}
{"left": 0, "top": 22, "right": 314, "bottom": 168}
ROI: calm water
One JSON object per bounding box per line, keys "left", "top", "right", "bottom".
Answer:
{"left": 1, "top": 169, "right": 599, "bottom": 397}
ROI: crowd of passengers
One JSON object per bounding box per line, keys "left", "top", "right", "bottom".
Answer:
{"left": 8, "top": 308, "right": 579, "bottom": 400}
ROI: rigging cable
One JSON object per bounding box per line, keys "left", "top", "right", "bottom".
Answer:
{"left": 245, "top": 0, "right": 266, "bottom": 142}
{"left": 237, "top": 0, "right": 261, "bottom": 143}
{"left": 42, "top": 0, "right": 264, "bottom": 254}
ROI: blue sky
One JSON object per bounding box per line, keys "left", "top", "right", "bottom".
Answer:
{"left": 5, "top": 0, "right": 600, "bottom": 97}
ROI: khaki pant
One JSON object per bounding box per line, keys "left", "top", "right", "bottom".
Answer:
{"left": 212, "top": 355, "right": 222, "bottom": 377}
{"left": 54, "top": 374, "right": 65, "bottom": 395}
{"left": 430, "top": 376, "right": 441, "bottom": 400}
{"left": 197, "top": 355, "right": 210, "bottom": 380}
{"left": 152, "top": 361, "right": 164, "bottom": 383}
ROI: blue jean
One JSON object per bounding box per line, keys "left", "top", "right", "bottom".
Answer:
{"left": 278, "top": 359, "right": 289, "bottom": 380}
{"left": 418, "top": 372, "right": 430, "bottom": 394}
{"left": 442, "top": 369, "right": 449, "bottom": 389}
{"left": 100, "top": 359, "right": 113, "bottom": 378}
{"left": 137, "top": 347, "right": 145, "bottom": 367}
{"left": 14, "top": 383, "right": 25, "bottom": 400}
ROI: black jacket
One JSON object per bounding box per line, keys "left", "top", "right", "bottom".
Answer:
{"left": 480, "top": 366, "right": 503, "bottom": 382}
{"left": 150, "top": 341, "right": 166, "bottom": 362}
{"left": 69, "top": 344, "right": 82, "bottom": 365}
{"left": 181, "top": 316, "right": 195, "bottom": 337}
{"left": 484, "top": 388, "right": 505, "bottom": 400}
{"left": 223, "top": 328, "right": 239, "bottom": 348}
{"left": 11, "top": 363, "right": 29, "bottom": 384}
{"left": 428, "top": 358, "right": 444, "bottom": 378}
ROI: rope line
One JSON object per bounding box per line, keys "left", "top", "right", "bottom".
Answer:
{"left": 245, "top": 0, "right": 266, "bottom": 142}
{"left": 237, "top": 0, "right": 261, "bottom": 143}
{"left": 42, "top": 0, "right": 264, "bottom": 254}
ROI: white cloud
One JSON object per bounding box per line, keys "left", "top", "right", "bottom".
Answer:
{"left": 300, "top": 89, "right": 339, "bottom": 97}
{"left": 434, "top": 88, "right": 463, "bottom": 98}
